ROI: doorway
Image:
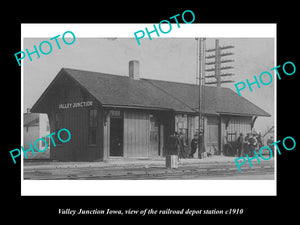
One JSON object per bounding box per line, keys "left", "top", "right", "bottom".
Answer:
{"left": 110, "top": 116, "right": 123, "bottom": 157}
{"left": 207, "top": 116, "right": 219, "bottom": 155}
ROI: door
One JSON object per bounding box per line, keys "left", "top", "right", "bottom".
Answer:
{"left": 207, "top": 117, "right": 219, "bottom": 154}
{"left": 149, "top": 114, "right": 159, "bottom": 157}
{"left": 110, "top": 116, "right": 123, "bottom": 157}
{"left": 123, "top": 111, "right": 148, "bottom": 157}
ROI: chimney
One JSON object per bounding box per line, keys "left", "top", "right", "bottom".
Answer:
{"left": 129, "top": 60, "right": 140, "bottom": 80}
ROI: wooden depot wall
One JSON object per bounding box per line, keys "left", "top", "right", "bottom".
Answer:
{"left": 103, "top": 109, "right": 174, "bottom": 160}
{"left": 43, "top": 73, "right": 103, "bottom": 161}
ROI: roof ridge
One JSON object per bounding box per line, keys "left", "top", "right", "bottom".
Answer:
{"left": 63, "top": 67, "right": 231, "bottom": 91}
{"left": 142, "top": 77, "right": 228, "bottom": 90}
{"left": 144, "top": 79, "right": 198, "bottom": 113}
{"left": 62, "top": 67, "right": 129, "bottom": 79}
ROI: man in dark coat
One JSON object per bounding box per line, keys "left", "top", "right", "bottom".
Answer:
{"left": 257, "top": 133, "right": 263, "bottom": 150}
{"left": 267, "top": 136, "right": 274, "bottom": 157}
{"left": 244, "top": 133, "right": 251, "bottom": 156}
{"left": 248, "top": 134, "right": 257, "bottom": 157}
{"left": 236, "top": 133, "right": 244, "bottom": 157}
{"left": 189, "top": 134, "right": 198, "bottom": 158}
{"left": 166, "top": 133, "right": 180, "bottom": 156}
{"left": 198, "top": 131, "right": 205, "bottom": 159}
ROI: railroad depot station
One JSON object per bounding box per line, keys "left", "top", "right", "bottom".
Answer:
{"left": 30, "top": 61, "right": 270, "bottom": 161}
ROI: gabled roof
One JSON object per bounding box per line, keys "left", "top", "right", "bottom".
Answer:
{"left": 31, "top": 68, "right": 271, "bottom": 117}
{"left": 143, "top": 78, "right": 271, "bottom": 116}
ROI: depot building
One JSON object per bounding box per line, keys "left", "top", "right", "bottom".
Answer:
{"left": 31, "top": 61, "right": 270, "bottom": 161}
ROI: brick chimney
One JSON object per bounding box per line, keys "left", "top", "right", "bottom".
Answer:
{"left": 129, "top": 60, "right": 140, "bottom": 80}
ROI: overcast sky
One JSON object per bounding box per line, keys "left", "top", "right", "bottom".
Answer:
{"left": 23, "top": 37, "right": 274, "bottom": 133}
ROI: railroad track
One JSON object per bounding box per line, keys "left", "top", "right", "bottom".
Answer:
{"left": 29, "top": 165, "right": 274, "bottom": 180}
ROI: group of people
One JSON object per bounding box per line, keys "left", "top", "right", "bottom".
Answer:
{"left": 166, "top": 131, "right": 204, "bottom": 159}
{"left": 235, "top": 132, "right": 266, "bottom": 157}
{"left": 167, "top": 130, "right": 274, "bottom": 159}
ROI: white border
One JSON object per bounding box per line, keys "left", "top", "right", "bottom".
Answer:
{"left": 21, "top": 23, "right": 276, "bottom": 38}
{"left": 23, "top": 180, "right": 275, "bottom": 196}
{"left": 21, "top": 23, "right": 276, "bottom": 196}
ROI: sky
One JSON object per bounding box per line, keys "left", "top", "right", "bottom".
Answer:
{"left": 23, "top": 37, "right": 275, "bottom": 133}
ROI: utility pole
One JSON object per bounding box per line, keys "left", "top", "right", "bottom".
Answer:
{"left": 196, "top": 37, "right": 206, "bottom": 159}
{"left": 205, "top": 39, "right": 234, "bottom": 86}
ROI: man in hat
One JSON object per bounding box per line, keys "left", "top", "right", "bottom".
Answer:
{"left": 189, "top": 134, "right": 198, "bottom": 158}
{"left": 236, "top": 133, "right": 244, "bottom": 157}
{"left": 198, "top": 130, "right": 205, "bottom": 159}
{"left": 244, "top": 133, "right": 251, "bottom": 156}
{"left": 167, "top": 132, "right": 180, "bottom": 156}
{"left": 248, "top": 133, "right": 257, "bottom": 157}
{"left": 267, "top": 136, "right": 274, "bottom": 157}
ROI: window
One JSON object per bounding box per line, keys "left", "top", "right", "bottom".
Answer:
{"left": 89, "top": 109, "right": 97, "bottom": 126}
{"left": 88, "top": 109, "right": 97, "bottom": 145}
{"left": 40, "top": 136, "right": 50, "bottom": 148}
{"left": 178, "top": 128, "right": 188, "bottom": 145}
{"left": 110, "top": 110, "right": 121, "bottom": 117}
{"left": 149, "top": 114, "right": 158, "bottom": 142}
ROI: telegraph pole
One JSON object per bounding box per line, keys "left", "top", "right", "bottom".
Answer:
{"left": 196, "top": 37, "right": 206, "bottom": 159}
{"left": 205, "top": 39, "right": 234, "bottom": 86}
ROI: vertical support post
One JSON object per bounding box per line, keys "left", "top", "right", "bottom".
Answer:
{"left": 197, "top": 38, "right": 206, "bottom": 159}
{"left": 219, "top": 116, "right": 223, "bottom": 156}
{"left": 215, "top": 39, "right": 221, "bottom": 87}
{"left": 198, "top": 38, "right": 202, "bottom": 159}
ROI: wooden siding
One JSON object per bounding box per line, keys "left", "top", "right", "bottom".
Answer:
{"left": 123, "top": 111, "right": 149, "bottom": 157}
{"left": 159, "top": 123, "right": 164, "bottom": 156}
{"left": 44, "top": 73, "right": 102, "bottom": 161}
{"left": 220, "top": 115, "right": 252, "bottom": 154}
{"left": 222, "top": 116, "right": 252, "bottom": 141}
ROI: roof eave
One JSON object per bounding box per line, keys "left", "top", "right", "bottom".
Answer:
{"left": 218, "top": 111, "right": 271, "bottom": 117}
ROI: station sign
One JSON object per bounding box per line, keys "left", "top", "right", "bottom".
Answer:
{"left": 59, "top": 101, "right": 93, "bottom": 109}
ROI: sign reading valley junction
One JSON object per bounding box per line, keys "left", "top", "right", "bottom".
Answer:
{"left": 59, "top": 101, "right": 93, "bottom": 109}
